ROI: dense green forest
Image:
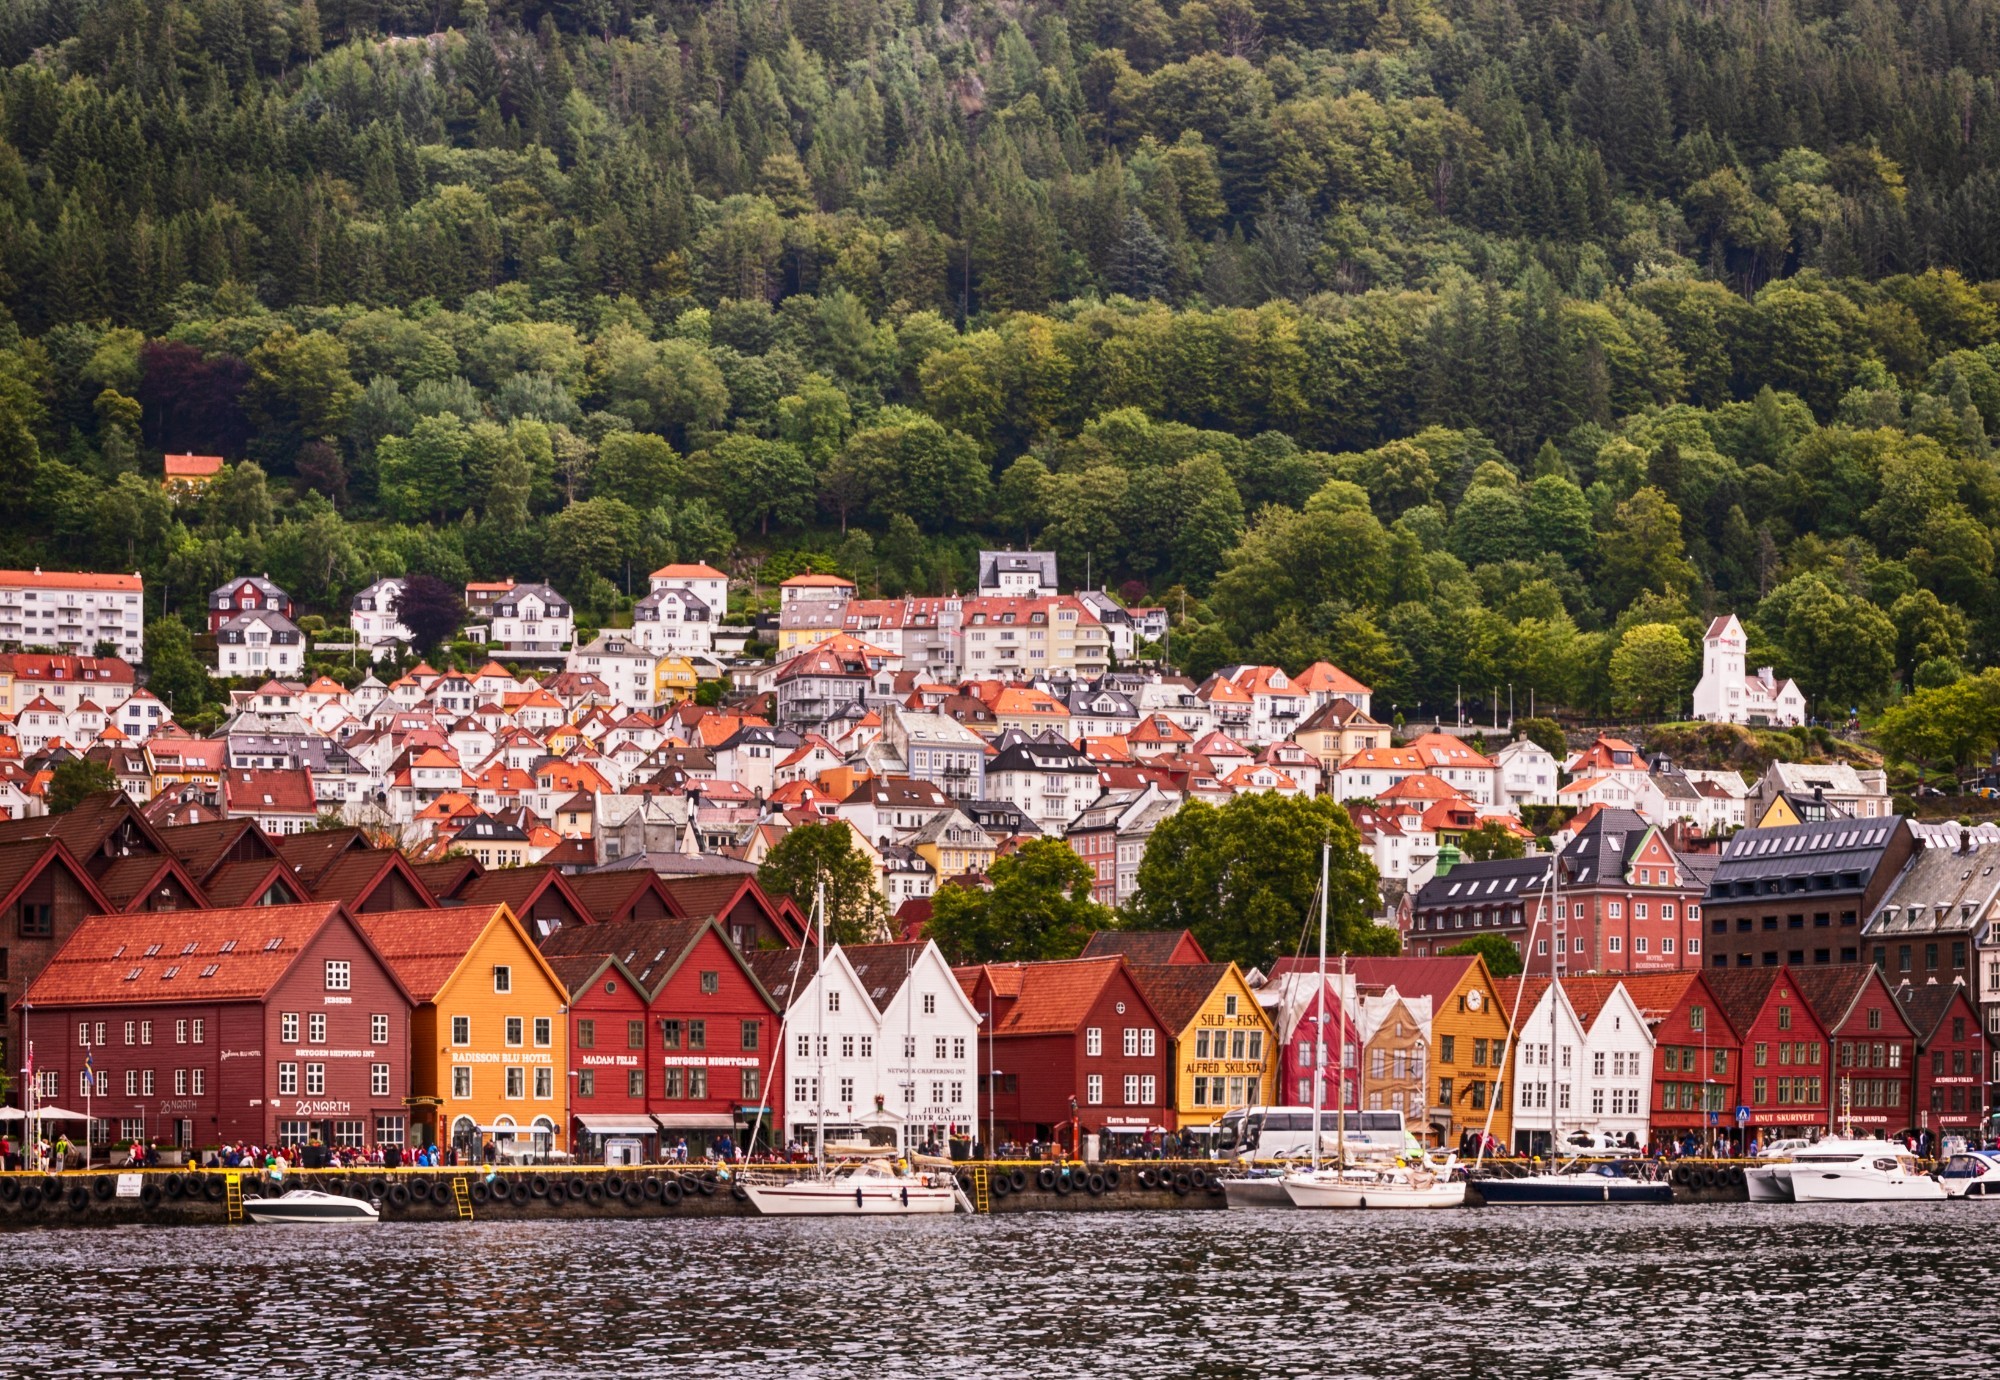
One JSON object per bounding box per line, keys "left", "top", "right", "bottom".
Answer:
{"left": 5, "top": 0, "right": 2000, "bottom": 718}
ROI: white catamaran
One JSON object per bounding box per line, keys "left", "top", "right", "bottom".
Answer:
{"left": 741, "top": 885, "right": 960, "bottom": 1216}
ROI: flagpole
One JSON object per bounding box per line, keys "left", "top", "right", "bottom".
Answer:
{"left": 83, "top": 1047, "right": 92, "bottom": 1171}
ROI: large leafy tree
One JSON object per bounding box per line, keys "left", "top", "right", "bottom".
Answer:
{"left": 1123, "top": 795, "right": 1391, "bottom": 969}
{"left": 927, "top": 839, "right": 1109, "bottom": 964}
{"left": 1441, "top": 934, "right": 1524, "bottom": 978}
{"left": 1608, "top": 623, "right": 1697, "bottom": 720}
{"left": 758, "top": 822, "right": 888, "bottom": 946}
{"left": 393, "top": 574, "right": 465, "bottom": 654}
{"left": 47, "top": 762, "right": 118, "bottom": 815}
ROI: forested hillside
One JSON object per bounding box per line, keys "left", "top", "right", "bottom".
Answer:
{"left": 5, "top": 0, "right": 2000, "bottom": 717}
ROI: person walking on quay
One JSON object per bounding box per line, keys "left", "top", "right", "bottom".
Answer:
{"left": 52, "top": 1133, "right": 70, "bottom": 1170}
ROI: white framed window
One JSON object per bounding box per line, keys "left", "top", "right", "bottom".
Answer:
{"left": 305, "top": 1063, "right": 325, "bottom": 1095}
{"left": 505, "top": 1067, "right": 525, "bottom": 1099}
{"left": 1122, "top": 1028, "right": 1139, "bottom": 1057}
{"left": 1123, "top": 1074, "right": 1140, "bottom": 1104}
{"left": 533, "top": 1017, "right": 551, "bottom": 1047}
{"left": 191, "top": 1068, "right": 205, "bottom": 1095}
{"left": 1140, "top": 1075, "right": 1156, "bottom": 1103}
{"left": 371, "top": 1014, "right": 388, "bottom": 1044}
{"left": 191, "top": 1019, "right": 203, "bottom": 1044}
{"left": 1086, "top": 1027, "right": 1102, "bottom": 1056}
{"left": 278, "top": 1063, "right": 298, "bottom": 1095}
{"left": 370, "top": 1063, "right": 390, "bottom": 1096}
{"left": 1086, "top": 1074, "right": 1103, "bottom": 1104}
{"left": 308, "top": 1013, "right": 326, "bottom": 1043}
{"left": 452, "top": 1015, "right": 470, "bottom": 1046}
{"left": 280, "top": 1012, "right": 299, "bottom": 1042}
{"left": 505, "top": 1017, "right": 523, "bottom": 1047}
{"left": 325, "top": 960, "right": 350, "bottom": 991}
{"left": 452, "top": 1066, "right": 472, "bottom": 1098}
{"left": 1609, "top": 936, "right": 1623, "bottom": 953}
{"left": 1140, "top": 1028, "right": 1156, "bottom": 1057}
{"left": 492, "top": 965, "right": 511, "bottom": 993}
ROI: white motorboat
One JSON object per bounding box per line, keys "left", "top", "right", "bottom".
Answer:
{"left": 1941, "top": 1150, "right": 2000, "bottom": 1199}
{"left": 1744, "top": 1164, "right": 1793, "bottom": 1202}
{"left": 1284, "top": 1153, "right": 1467, "bottom": 1210}
{"left": 242, "top": 1188, "right": 379, "bottom": 1224}
{"left": 1775, "top": 1138, "right": 1946, "bottom": 1203}
{"left": 741, "top": 1154, "right": 958, "bottom": 1216}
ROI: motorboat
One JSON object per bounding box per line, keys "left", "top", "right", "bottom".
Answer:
{"left": 1284, "top": 1153, "right": 1467, "bottom": 1210}
{"left": 1475, "top": 1160, "right": 1674, "bottom": 1206}
{"left": 1219, "top": 1167, "right": 1296, "bottom": 1209}
{"left": 1745, "top": 1163, "right": 1793, "bottom": 1202}
{"left": 1776, "top": 1138, "right": 1946, "bottom": 1202}
{"left": 1940, "top": 1150, "right": 2000, "bottom": 1199}
{"left": 740, "top": 1152, "right": 958, "bottom": 1216}
{"left": 242, "top": 1188, "right": 379, "bottom": 1224}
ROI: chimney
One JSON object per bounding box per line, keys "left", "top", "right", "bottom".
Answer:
{"left": 1962, "top": 827, "right": 1972, "bottom": 856}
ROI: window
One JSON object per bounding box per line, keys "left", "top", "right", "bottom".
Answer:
{"left": 1122, "top": 1028, "right": 1139, "bottom": 1057}
{"left": 505, "top": 1067, "right": 525, "bottom": 1099}
{"left": 577, "top": 1067, "right": 597, "bottom": 1098}
{"left": 741, "top": 1020, "right": 760, "bottom": 1051}
{"left": 533, "top": 1017, "right": 552, "bottom": 1048}
{"left": 452, "top": 1016, "right": 470, "bottom": 1046}
{"left": 700, "top": 970, "right": 719, "bottom": 995}
{"left": 687, "top": 1020, "right": 706, "bottom": 1050}
{"left": 534, "top": 1067, "right": 553, "bottom": 1099}
{"left": 175, "top": 1019, "right": 188, "bottom": 1045}
{"left": 1086, "top": 1027, "right": 1102, "bottom": 1057}
{"left": 626, "top": 1070, "right": 644, "bottom": 1099}
{"left": 1440, "top": 1035, "right": 1456, "bottom": 1064}
{"left": 191, "top": 1019, "right": 204, "bottom": 1045}
{"left": 1123, "top": 1074, "right": 1140, "bottom": 1104}
{"left": 923, "top": 993, "right": 938, "bottom": 1015}
{"left": 577, "top": 1019, "right": 596, "bottom": 1049}
{"left": 278, "top": 1063, "right": 298, "bottom": 1095}
{"left": 1140, "top": 1028, "right": 1156, "bottom": 1057}
{"left": 304, "top": 1063, "right": 325, "bottom": 1095}
{"left": 452, "top": 1066, "right": 472, "bottom": 1098}
{"left": 505, "top": 1017, "right": 523, "bottom": 1047}
{"left": 742, "top": 1069, "right": 761, "bottom": 1101}
{"left": 191, "top": 1068, "right": 205, "bottom": 1095}
{"left": 828, "top": 990, "right": 840, "bottom": 1013}
{"left": 325, "top": 960, "right": 350, "bottom": 991}
{"left": 308, "top": 1013, "right": 326, "bottom": 1044}
{"left": 1086, "top": 1074, "right": 1103, "bottom": 1104}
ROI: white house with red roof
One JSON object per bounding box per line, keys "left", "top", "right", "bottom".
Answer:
{"left": 1693, "top": 614, "right": 1805, "bottom": 725}
{"left": 0, "top": 568, "right": 144, "bottom": 661}
{"left": 221, "top": 765, "right": 319, "bottom": 834}
{"left": 1401, "top": 732, "right": 1501, "bottom": 806}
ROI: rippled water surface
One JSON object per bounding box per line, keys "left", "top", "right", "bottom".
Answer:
{"left": 11, "top": 1203, "right": 1993, "bottom": 1376}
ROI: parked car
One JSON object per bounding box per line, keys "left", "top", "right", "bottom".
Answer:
{"left": 1561, "top": 1130, "right": 1643, "bottom": 1158}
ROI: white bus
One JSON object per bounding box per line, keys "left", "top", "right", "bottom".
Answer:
{"left": 1214, "top": 1105, "right": 1414, "bottom": 1160}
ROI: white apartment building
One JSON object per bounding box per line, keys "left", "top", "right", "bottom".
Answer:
{"left": 491, "top": 583, "right": 574, "bottom": 658}
{"left": 1507, "top": 978, "right": 1655, "bottom": 1155}
{"left": 351, "top": 578, "right": 411, "bottom": 660}
{"left": 1693, "top": 614, "right": 1806, "bottom": 725}
{"left": 212, "top": 611, "right": 307, "bottom": 679}
{"left": 0, "top": 569, "right": 144, "bottom": 661}
{"left": 1495, "top": 737, "right": 1560, "bottom": 809}
{"left": 568, "top": 634, "right": 660, "bottom": 708}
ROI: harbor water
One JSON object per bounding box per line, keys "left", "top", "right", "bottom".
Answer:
{"left": 12, "top": 1203, "right": 1989, "bottom": 1376}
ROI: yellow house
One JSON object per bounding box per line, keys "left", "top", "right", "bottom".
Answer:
{"left": 1129, "top": 961, "right": 1275, "bottom": 1126}
{"left": 359, "top": 903, "right": 571, "bottom": 1154}
{"left": 909, "top": 808, "right": 997, "bottom": 879}
{"left": 654, "top": 655, "right": 699, "bottom": 701}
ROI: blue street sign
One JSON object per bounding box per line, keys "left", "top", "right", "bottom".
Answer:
{"left": 1735, "top": 1105, "right": 1751, "bottom": 1125}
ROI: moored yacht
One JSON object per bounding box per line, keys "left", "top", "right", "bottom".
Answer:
{"left": 1284, "top": 1152, "right": 1467, "bottom": 1210}
{"left": 242, "top": 1188, "right": 379, "bottom": 1225}
{"left": 1775, "top": 1138, "right": 1946, "bottom": 1202}
{"left": 1474, "top": 1160, "right": 1673, "bottom": 1206}
{"left": 740, "top": 1150, "right": 959, "bottom": 1216}
{"left": 1941, "top": 1150, "right": 2000, "bottom": 1199}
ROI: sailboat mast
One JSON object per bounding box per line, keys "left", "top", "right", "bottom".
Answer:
{"left": 1312, "top": 840, "right": 1328, "bottom": 1173}
{"left": 814, "top": 881, "right": 827, "bottom": 1169}
{"left": 1336, "top": 941, "right": 1348, "bottom": 1169}
{"left": 1550, "top": 853, "right": 1561, "bottom": 1155}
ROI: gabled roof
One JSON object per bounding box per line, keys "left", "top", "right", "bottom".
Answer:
{"left": 542, "top": 914, "right": 773, "bottom": 1006}
{"left": 1338, "top": 955, "right": 1490, "bottom": 1005}
{"left": 1701, "top": 967, "right": 1816, "bottom": 1038}
{"left": 1128, "top": 962, "right": 1234, "bottom": 1033}
{"left": 200, "top": 857, "right": 310, "bottom": 909}
{"left": 0, "top": 837, "right": 113, "bottom": 917}
{"left": 567, "top": 868, "right": 687, "bottom": 925}
{"left": 156, "top": 817, "right": 276, "bottom": 884}
{"left": 95, "top": 852, "right": 209, "bottom": 912}
{"left": 360, "top": 903, "right": 564, "bottom": 1005}
{"left": 308, "top": 848, "right": 440, "bottom": 911}
{"left": 1079, "top": 930, "right": 1210, "bottom": 965}
{"left": 983, "top": 956, "right": 1159, "bottom": 1036}
{"left": 272, "top": 826, "right": 374, "bottom": 888}
{"left": 841, "top": 942, "right": 927, "bottom": 1008}
{"left": 409, "top": 856, "right": 486, "bottom": 902}
{"left": 24, "top": 902, "right": 410, "bottom": 1007}
{"left": 1891, "top": 978, "right": 1975, "bottom": 1044}
{"left": 459, "top": 865, "right": 593, "bottom": 926}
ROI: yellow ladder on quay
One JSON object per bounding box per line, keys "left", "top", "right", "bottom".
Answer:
{"left": 452, "top": 1175, "right": 474, "bottom": 1221}
{"left": 971, "top": 1166, "right": 991, "bottom": 1214}
{"left": 225, "top": 1174, "right": 244, "bottom": 1224}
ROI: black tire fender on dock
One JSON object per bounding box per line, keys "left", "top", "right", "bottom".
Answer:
{"left": 640, "top": 1176, "right": 661, "bottom": 1201}
{"left": 1086, "top": 1172, "right": 1106, "bottom": 1195}
{"left": 1700, "top": 1169, "right": 1717, "bottom": 1189}
{"left": 1037, "top": 1166, "right": 1057, "bottom": 1190}
{"left": 1008, "top": 1168, "right": 1028, "bottom": 1193}
{"left": 388, "top": 1184, "right": 410, "bottom": 1208}
{"left": 164, "top": 1174, "right": 185, "bottom": 1200}
{"left": 92, "top": 1175, "right": 115, "bottom": 1201}
{"left": 469, "top": 1181, "right": 490, "bottom": 1204}
{"left": 694, "top": 1176, "right": 714, "bottom": 1197}
{"left": 566, "top": 1176, "right": 588, "bottom": 1199}
{"left": 66, "top": 1184, "right": 89, "bottom": 1212}
{"left": 730, "top": 1183, "right": 748, "bottom": 1202}
{"left": 548, "top": 1183, "right": 568, "bottom": 1204}
{"left": 587, "top": 1183, "right": 604, "bottom": 1203}
{"left": 1726, "top": 1165, "right": 1745, "bottom": 1187}
{"left": 660, "top": 1178, "right": 683, "bottom": 1205}
{"left": 0, "top": 1177, "right": 19, "bottom": 1203}
{"left": 1103, "top": 1166, "right": 1122, "bottom": 1189}
{"left": 605, "top": 1175, "right": 627, "bottom": 1199}
{"left": 487, "top": 1178, "right": 510, "bottom": 1203}
{"left": 530, "top": 1174, "right": 551, "bottom": 1198}
{"left": 20, "top": 1185, "right": 42, "bottom": 1211}
{"left": 1172, "top": 1172, "right": 1192, "bottom": 1195}
{"left": 409, "top": 1178, "right": 433, "bottom": 1202}
{"left": 1052, "top": 1169, "right": 1074, "bottom": 1195}
{"left": 1188, "top": 1168, "right": 1209, "bottom": 1189}
{"left": 1136, "top": 1168, "right": 1155, "bottom": 1189}
{"left": 990, "top": 1174, "right": 1009, "bottom": 1197}
{"left": 137, "top": 1184, "right": 159, "bottom": 1208}
{"left": 205, "top": 1176, "right": 225, "bottom": 1202}
{"left": 370, "top": 1177, "right": 388, "bottom": 1197}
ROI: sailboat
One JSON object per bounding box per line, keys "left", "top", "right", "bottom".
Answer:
{"left": 1473, "top": 851, "right": 1670, "bottom": 1207}
{"left": 741, "top": 885, "right": 960, "bottom": 1217}
{"left": 1282, "top": 842, "right": 1466, "bottom": 1210}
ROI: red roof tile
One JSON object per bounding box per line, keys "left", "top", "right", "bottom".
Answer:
{"left": 25, "top": 902, "right": 357, "bottom": 1005}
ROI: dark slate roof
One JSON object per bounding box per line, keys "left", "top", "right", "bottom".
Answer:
{"left": 1128, "top": 963, "right": 1231, "bottom": 1033}
{"left": 1706, "top": 817, "right": 1907, "bottom": 901}
{"left": 539, "top": 914, "right": 709, "bottom": 989}
{"left": 1891, "top": 978, "right": 1973, "bottom": 1043}
{"left": 988, "top": 738, "right": 1096, "bottom": 775}
{"left": 843, "top": 942, "right": 924, "bottom": 1007}
{"left": 1559, "top": 807, "right": 1653, "bottom": 887}
{"left": 744, "top": 948, "right": 819, "bottom": 1006}
{"left": 1080, "top": 930, "right": 1209, "bottom": 965}
{"left": 1863, "top": 839, "right": 2000, "bottom": 939}
{"left": 1416, "top": 855, "right": 1555, "bottom": 910}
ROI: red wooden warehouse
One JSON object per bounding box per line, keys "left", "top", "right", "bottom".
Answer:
{"left": 1623, "top": 972, "right": 1742, "bottom": 1153}
{"left": 1704, "top": 967, "right": 1832, "bottom": 1146}
{"left": 1898, "top": 980, "right": 1986, "bottom": 1138}
{"left": 18, "top": 902, "right": 413, "bottom": 1154}
{"left": 542, "top": 915, "right": 783, "bottom": 1156}
{"left": 1795, "top": 966, "right": 1918, "bottom": 1135}
{"left": 955, "top": 956, "right": 1176, "bottom": 1148}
